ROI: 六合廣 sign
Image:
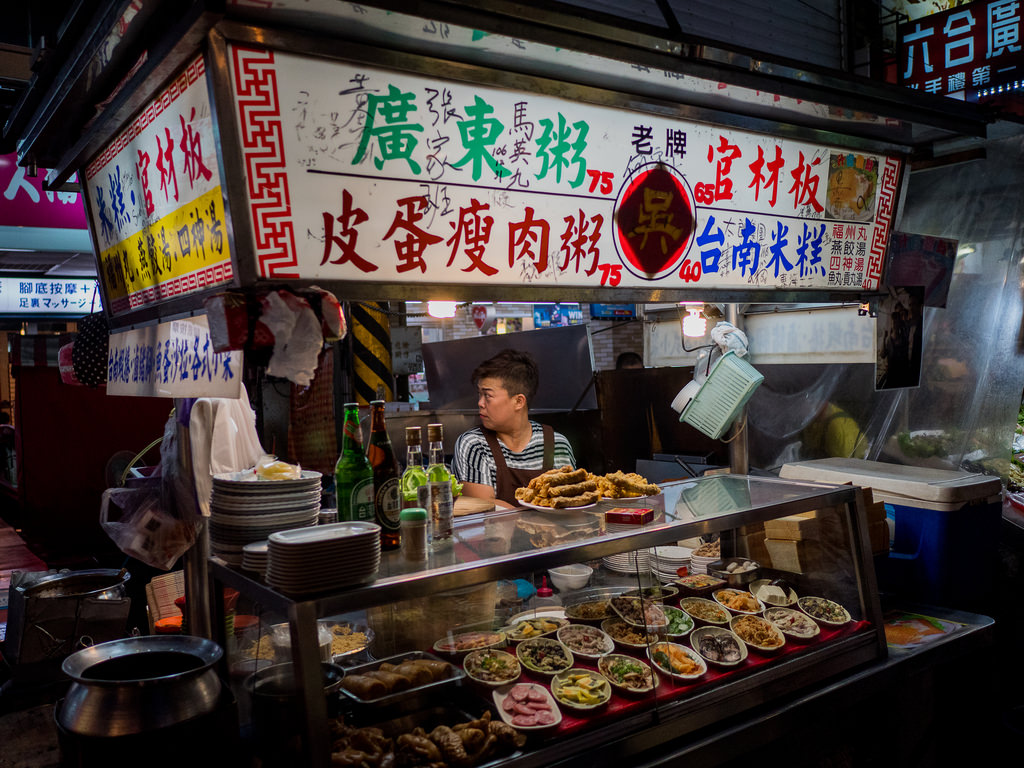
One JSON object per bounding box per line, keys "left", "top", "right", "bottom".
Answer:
{"left": 899, "top": 0, "right": 1023, "bottom": 101}
{"left": 227, "top": 44, "right": 901, "bottom": 294}
{"left": 83, "top": 54, "right": 234, "bottom": 317}
{"left": 106, "top": 314, "right": 241, "bottom": 398}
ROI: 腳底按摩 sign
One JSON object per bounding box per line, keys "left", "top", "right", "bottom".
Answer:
{"left": 228, "top": 44, "right": 902, "bottom": 293}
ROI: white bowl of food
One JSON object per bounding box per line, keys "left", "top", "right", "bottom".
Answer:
{"left": 647, "top": 640, "right": 707, "bottom": 681}
{"left": 463, "top": 648, "right": 521, "bottom": 687}
{"left": 729, "top": 614, "right": 786, "bottom": 654}
{"left": 679, "top": 597, "right": 731, "bottom": 626}
{"left": 598, "top": 654, "right": 656, "bottom": 695}
{"left": 432, "top": 630, "right": 506, "bottom": 657}
{"left": 503, "top": 616, "right": 568, "bottom": 643}
{"left": 797, "top": 596, "right": 851, "bottom": 627}
{"left": 515, "top": 637, "right": 574, "bottom": 676}
{"left": 493, "top": 682, "right": 561, "bottom": 730}
{"left": 548, "top": 564, "right": 593, "bottom": 592}
{"left": 564, "top": 598, "right": 615, "bottom": 624}
{"left": 690, "top": 626, "right": 748, "bottom": 668}
{"left": 556, "top": 624, "right": 614, "bottom": 660}
{"left": 764, "top": 606, "right": 821, "bottom": 641}
{"left": 660, "top": 605, "right": 695, "bottom": 639}
{"left": 601, "top": 618, "right": 654, "bottom": 651}
{"left": 712, "top": 588, "right": 765, "bottom": 615}
{"left": 610, "top": 595, "right": 669, "bottom": 631}
{"left": 749, "top": 578, "right": 798, "bottom": 607}
{"left": 550, "top": 668, "right": 612, "bottom": 710}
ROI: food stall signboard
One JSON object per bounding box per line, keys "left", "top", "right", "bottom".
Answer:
{"left": 83, "top": 54, "right": 234, "bottom": 317}
{"left": 227, "top": 45, "right": 900, "bottom": 292}
{"left": 106, "top": 314, "right": 241, "bottom": 398}
{"left": 899, "top": 0, "right": 1023, "bottom": 101}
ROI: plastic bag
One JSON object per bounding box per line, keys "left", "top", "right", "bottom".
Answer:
{"left": 260, "top": 290, "right": 324, "bottom": 386}
{"left": 100, "top": 412, "right": 200, "bottom": 571}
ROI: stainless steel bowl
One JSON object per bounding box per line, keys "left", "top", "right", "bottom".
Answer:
{"left": 707, "top": 558, "right": 760, "bottom": 587}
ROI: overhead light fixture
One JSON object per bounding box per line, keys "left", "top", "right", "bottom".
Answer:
{"left": 427, "top": 300, "right": 458, "bottom": 319}
{"left": 957, "top": 244, "right": 975, "bottom": 256}
{"left": 681, "top": 303, "right": 706, "bottom": 337}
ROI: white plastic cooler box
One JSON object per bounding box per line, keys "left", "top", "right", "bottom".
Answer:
{"left": 779, "top": 458, "right": 1002, "bottom": 612}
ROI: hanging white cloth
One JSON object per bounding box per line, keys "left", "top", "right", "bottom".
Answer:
{"left": 188, "top": 383, "right": 265, "bottom": 516}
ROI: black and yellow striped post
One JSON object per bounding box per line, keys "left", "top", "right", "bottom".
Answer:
{"left": 351, "top": 301, "right": 393, "bottom": 404}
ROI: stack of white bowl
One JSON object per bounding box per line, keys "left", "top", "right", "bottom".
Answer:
{"left": 209, "top": 470, "right": 322, "bottom": 565}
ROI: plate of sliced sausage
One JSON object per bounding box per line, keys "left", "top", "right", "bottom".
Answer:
{"left": 492, "top": 682, "right": 562, "bottom": 730}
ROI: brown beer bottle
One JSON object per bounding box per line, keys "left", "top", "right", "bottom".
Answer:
{"left": 366, "top": 400, "right": 401, "bottom": 550}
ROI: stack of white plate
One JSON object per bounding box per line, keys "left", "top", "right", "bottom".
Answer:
{"left": 690, "top": 552, "right": 719, "bottom": 575}
{"left": 266, "top": 521, "right": 381, "bottom": 595}
{"left": 209, "top": 470, "right": 322, "bottom": 565}
{"left": 241, "top": 540, "right": 269, "bottom": 576}
{"left": 650, "top": 545, "right": 693, "bottom": 581}
{"left": 602, "top": 521, "right": 652, "bottom": 574}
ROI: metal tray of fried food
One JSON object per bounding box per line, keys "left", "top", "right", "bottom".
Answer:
{"left": 337, "top": 650, "right": 465, "bottom": 713}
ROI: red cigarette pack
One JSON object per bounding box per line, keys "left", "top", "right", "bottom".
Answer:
{"left": 605, "top": 507, "right": 654, "bottom": 525}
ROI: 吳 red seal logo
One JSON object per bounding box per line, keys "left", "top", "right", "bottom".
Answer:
{"left": 613, "top": 163, "right": 696, "bottom": 280}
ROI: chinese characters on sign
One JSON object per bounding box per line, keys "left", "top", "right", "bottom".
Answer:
{"left": 0, "top": 278, "right": 101, "bottom": 315}
{"left": 106, "top": 314, "right": 240, "bottom": 398}
{"left": 83, "top": 55, "right": 233, "bottom": 316}
{"left": 900, "top": 0, "right": 1022, "bottom": 100}
{"left": 230, "top": 45, "right": 901, "bottom": 292}
{"left": 0, "top": 154, "right": 88, "bottom": 229}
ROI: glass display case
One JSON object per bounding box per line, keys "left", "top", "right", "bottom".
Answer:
{"left": 210, "top": 475, "right": 885, "bottom": 767}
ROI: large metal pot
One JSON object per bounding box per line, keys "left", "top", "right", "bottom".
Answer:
{"left": 58, "top": 635, "right": 223, "bottom": 738}
{"left": 3, "top": 568, "right": 132, "bottom": 672}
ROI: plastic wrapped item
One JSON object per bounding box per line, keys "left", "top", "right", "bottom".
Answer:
{"left": 307, "top": 286, "right": 346, "bottom": 342}
{"left": 204, "top": 292, "right": 250, "bottom": 352}
{"left": 260, "top": 290, "right": 324, "bottom": 386}
{"left": 255, "top": 454, "right": 302, "bottom": 480}
{"left": 695, "top": 321, "right": 751, "bottom": 385}
{"left": 100, "top": 414, "right": 200, "bottom": 570}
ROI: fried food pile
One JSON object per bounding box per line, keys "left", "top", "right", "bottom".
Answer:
{"left": 514, "top": 466, "right": 600, "bottom": 508}
{"left": 514, "top": 466, "right": 660, "bottom": 508}
{"left": 329, "top": 710, "right": 525, "bottom": 767}
{"left": 597, "top": 470, "right": 661, "bottom": 499}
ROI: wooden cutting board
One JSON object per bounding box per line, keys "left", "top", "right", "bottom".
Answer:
{"left": 454, "top": 496, "right": 496, "bottom": 516}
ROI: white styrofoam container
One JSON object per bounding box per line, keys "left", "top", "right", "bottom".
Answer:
{"left": 778, "top": 457, "right": 1002, "bottom": 510}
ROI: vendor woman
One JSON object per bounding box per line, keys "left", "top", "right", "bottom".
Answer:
{"left": 452, "top": 349, "right": 575, "bottom": 508}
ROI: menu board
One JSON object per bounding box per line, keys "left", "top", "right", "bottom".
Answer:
{"left": 106, "top": 314, "right": 241, "bottom": 398}
{"left": 226, "top": 44, "right": 901, "bottom": 293}
{"left": 83, "top": 54, "right": 234, "bottom": 316}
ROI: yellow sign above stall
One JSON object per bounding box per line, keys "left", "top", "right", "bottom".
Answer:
{"left": 84, "top": 55, "right": 234, "bottom": 316}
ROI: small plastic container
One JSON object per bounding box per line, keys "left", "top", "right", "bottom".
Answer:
{"left": 532, "top": 576, "right": 562, "bottom": 610}
{"left": 400, "top": 507, "right": 429, "bottom": 561}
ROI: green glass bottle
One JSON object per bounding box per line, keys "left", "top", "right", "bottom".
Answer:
{"left": 336, "top": 402, "right": 374, "bottom": 522}
{"left": 400, "top": 426, "right": 427, "bottom": 511}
